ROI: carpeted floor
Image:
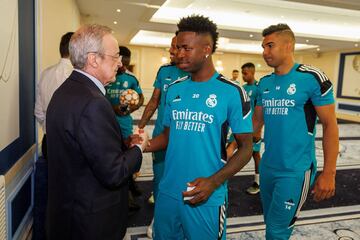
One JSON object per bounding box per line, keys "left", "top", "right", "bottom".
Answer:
{"left": 127, "top": 169, "right": 360, "bottom": 227}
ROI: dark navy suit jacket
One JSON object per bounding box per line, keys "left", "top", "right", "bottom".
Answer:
{"left": 46, "top": 70, "right": 142, "bottom": 240}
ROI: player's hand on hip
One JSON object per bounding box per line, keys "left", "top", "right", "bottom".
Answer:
{"left": 311, "top": 172, "right": 336, "bottom": 202}
{"left": 182, "top": 177, "right": 217, "bottom": 205}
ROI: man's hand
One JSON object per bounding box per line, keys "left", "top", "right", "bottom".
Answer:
{"left": 128, "top": 104, "right": 140, "bottom": 113}
{"left": 182, "top": 177, "right": 218, "bottom": 205}
{"left": 132, "top": 127, "right": 149, "bottom": 151}
{"left": 311, "top": 171, "right": 336, "bottom": 202}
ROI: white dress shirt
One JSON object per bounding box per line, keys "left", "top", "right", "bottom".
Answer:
{"left": 34, "top": 58, "right": 73, "bottom": 133}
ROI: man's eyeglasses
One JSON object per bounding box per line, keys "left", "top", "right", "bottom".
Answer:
{"left": 88, "top": 52, "right": 122, "bottom": 61}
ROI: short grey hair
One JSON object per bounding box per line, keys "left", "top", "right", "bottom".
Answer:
{"left": 69, "top": 24, "right": 113, "bottom": 69}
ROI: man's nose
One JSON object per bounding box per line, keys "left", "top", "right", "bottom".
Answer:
{"left": 177, "top": 49, "right": 185, "bottom": 58}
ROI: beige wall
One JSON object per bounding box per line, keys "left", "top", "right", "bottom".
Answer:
{"left": 36, "top": 0, "right": 81, "bottom": 140}
{"left": 299, "top": 49, "right": 360, "bottom": 122}
{"left": 39, "top": 0, "right": 81, "bottom": 71}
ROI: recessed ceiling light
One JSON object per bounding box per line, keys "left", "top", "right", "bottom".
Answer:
{"left": 113, "top": 21, "right": 117, "bottom": 25}
{"left": 280, "top": 15, "right": 284, "bottom": 18}
{"left": 317, "top": 48, "right": 320, "bottom": 51}
{"left": 355, "top": 43, "right": 359, "bottom": 47}
{"left": 249, "top": 34, "right": 254, "bottom": 38}
{"left": 116, "top": 9, "right": 121, "bottom": 13}
{"left": 306, "top": 39, "right": 309, "bottom": 43}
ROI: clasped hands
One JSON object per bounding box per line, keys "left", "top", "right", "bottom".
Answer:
{"left": 129, "top": 127, "right": 149, "bottom": 151}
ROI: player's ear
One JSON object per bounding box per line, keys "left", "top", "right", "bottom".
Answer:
{"left": 203, "top": 44, "right": 211, "bottom": 58}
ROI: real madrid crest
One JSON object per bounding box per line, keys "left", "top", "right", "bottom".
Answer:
{"left": 123, "top": 81, "right": 129, "bottom": 88}
{"left": 206, "top": 94, "right": 217, "bottom": 108}
{"left": 287, "top": 83, "right": 296, "bottom": 95}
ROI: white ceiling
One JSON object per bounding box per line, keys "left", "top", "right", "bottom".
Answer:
{"left": 76, "top": 0, "right": 360, "bottom": 54}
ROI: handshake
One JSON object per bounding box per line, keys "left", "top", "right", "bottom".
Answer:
{"left": 129, "top": 127, "right": 149, "bottom": 152}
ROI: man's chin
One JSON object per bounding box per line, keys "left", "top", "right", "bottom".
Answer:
{"left": 104, "top": 77, "right": 116, "bottom": 86}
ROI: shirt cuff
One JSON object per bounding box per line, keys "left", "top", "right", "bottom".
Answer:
{"left": 134, "top": 144, "right": 143, "bottom": 153}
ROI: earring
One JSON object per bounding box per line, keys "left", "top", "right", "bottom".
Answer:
{"left": 205, "top": 54, "right": 209, "bottom": 58}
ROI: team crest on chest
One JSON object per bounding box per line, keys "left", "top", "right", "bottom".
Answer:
{"left": 206, "top": 94, "right": 217, "bottom": 108}
{"left": 287, "top": 84, "right": 296, "bottom": 95}
{"left": 123, "top": 81, "right": 129, "bottom": 88}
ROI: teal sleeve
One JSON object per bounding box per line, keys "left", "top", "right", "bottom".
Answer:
{"left": 228, "top": 87, "right": 253, "bottom": 134}
{"left": 131, "top": 76, "right": 143, "bottom": 94}
{"left": 310, "top": 76, "right": 335, "bottom": 106}
{"left": 153, "top": 68, "right": 163, "bottom": 89}
{"left": 162, "top": 88, "right": 171, "bottom": 127}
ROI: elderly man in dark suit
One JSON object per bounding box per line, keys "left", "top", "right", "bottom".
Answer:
{"left": 46, "top": 24, "right": 148, "bottom": 240}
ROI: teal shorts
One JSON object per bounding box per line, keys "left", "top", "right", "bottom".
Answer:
{"left": 259, "top": 164, "right": 316, "bottom": 240}
{"left": 154, "top": 192, "right": 227, "bottom": 240}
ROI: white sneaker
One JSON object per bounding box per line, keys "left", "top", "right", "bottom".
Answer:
{"left": 246, "top": 182, "right": 260, "bottom": 195}
{"left": 147, "top": 218, "right": 154, "bottom": 239}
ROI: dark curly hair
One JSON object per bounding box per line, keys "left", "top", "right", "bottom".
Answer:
{"left": 177, "top": 15, "right": 218, "bottom": 53}
{"left": 241, "top": 62, "right": 255, "bottom": 70}
{"left": 262, "top": 23, "right": 295, "bottom": 42}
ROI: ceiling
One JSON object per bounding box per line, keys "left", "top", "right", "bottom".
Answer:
{"left": 76, "top": 0, "right": 360, "bottom": 54}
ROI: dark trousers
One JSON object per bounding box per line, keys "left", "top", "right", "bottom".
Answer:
{"left": 41, "top": 134, "right": 47, "bottom": 160}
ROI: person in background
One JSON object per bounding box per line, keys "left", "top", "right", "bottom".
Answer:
{"left": 34, "top": 32, "right": 74, "bottom": 160}
{"left": 46, "top": 24, "right": 148, "bottom": 240}
{"left": 253, "top": 23, "right": 339, "bottom": 239}
{"left": 227, "top": 62, "right": 262, "bottom": 195}
{"left": 230, "top": 69, "right": 240, "bottom": 84}
{"left": 106, "top": 46, "right": 144, "bottom": 142}
{"left": 137, "top": 33, "right": 188, "bottom": 238}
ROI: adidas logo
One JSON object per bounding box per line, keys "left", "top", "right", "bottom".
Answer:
{"left": 172, "top": 95, "right": 181, "bottom": 102}
{"left": 284, "top": 199, "right": 295, "bottom": 210}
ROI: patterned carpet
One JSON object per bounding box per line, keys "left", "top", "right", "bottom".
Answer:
{"left": 33, "top": 106, "right": 360, "bottom": 240}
